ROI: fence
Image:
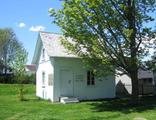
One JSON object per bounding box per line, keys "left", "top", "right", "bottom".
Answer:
{"left": 138, "top": 84, "right": 155, "bottom": 95}
{"left": 116, "top": 83, "right": 156, "bottom": 96}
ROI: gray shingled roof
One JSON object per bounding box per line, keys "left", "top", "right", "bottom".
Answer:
{"left": 26, "top": 65, "right": 36, "bottom": 72}
{"left": 40, "top": 32, "right": 77, "bottom": 58}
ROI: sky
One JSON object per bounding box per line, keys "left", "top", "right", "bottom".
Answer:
{"left": 0, "top": 0, "right": 62, "bottom": 64}
{"left": 0, "top": 1, "right": 156, "bottom": 64}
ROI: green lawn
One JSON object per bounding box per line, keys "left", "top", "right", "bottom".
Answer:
{"left": 0, "top": 84, "right": 156, "bottom": 120}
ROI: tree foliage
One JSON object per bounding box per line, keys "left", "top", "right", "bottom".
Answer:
{"left": 145, "top": 54, "right": 156, "bottom": 70}
{"left": 13, "top": 41, "right": 28, "bottom": 101}
{"left": 0, "top": 28, "right": 28, "bottom": 100}
{"left": 50, "top": 0, "right": 156, "bottom": 96}
{"left": 0, "top": 28, "right": 27, "bottom": 74}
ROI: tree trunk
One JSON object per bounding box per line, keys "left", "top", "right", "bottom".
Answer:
{"left": 130, "top": 70, "right": 139, "bottom": 97}
{"left": 127, "top": 0, "right": 139, "bottom": 97}
{"left": 4, "top": 46, "right": 7, "bottom": 75}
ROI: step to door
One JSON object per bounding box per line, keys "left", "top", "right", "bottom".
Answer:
{"left": 60, "top": 97, "right": 79, "bottom": 104}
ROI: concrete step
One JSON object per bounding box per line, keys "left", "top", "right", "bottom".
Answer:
{"left": 60, "top": 97, "right": 79, "bottom": 104}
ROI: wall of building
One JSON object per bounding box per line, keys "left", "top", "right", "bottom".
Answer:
{"left": 116, "top": 69, "right": 155, "bottom": 96}
{"left": 36, "top": 46, "right": 54, "bottom": 101}
{"left": 115, "top": 70, "right": 132, "bottom": 96}
{"left": 53, "top": 57, "right": 115, "bottom": 102}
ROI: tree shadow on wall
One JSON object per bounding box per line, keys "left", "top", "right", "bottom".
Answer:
{"left": 116, "top": 80, "right": 131, "bottom": 97}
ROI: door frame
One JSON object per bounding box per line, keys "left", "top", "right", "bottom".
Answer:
{"left": 60, "top": 68, "right": 74, "bottom": 97}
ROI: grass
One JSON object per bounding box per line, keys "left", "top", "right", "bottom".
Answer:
{"left": 1, "top": 84, "right": 156, "bottom": 120}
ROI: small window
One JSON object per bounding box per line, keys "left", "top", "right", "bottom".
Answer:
{"left": 148, "top": 78, "right": 152, "bottom": 83}
{"left": 42, "top": 48, "right": 45, "bottom": 60}
{"left": 87, "top": 71, "right": 95, "bottom": 85}
{"left": 48, "top": 74, "right": 53, "bottom": 86}
{"left": 143, "top": 79, "right": 146, "bottom": 83}
{"left": 143, "top": 78, "right": 152, "bottom": 83}
{"left": 42, "top": 72, "right": 45, "bottom": 85}
{"left": 75, "top": 74, "right": 84, "bottom": 82}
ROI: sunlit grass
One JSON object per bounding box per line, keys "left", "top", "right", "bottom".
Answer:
{"left": 0, "top": 84, "right": 156, "bottom": 120}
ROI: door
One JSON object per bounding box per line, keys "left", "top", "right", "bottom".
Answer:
{"left": 42, "top": 89, "right": 46, "bottom": 99}
{"left": 60, "top": 70, "right": 73, "bottom": 96}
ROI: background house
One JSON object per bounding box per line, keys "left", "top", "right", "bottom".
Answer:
{"left": 116, "top": 68, "right": 155, "bottom": 97}
{"left": 0, "top": 60, "right": 13, "bottom": 83}
{"left": 23, "top": 64, "right": 36, "bottom": 84}
{"left": 25, "top": 64, "right": 36, "bottom": 76}
{"left": 32, "top": 32, "right": 115, "bottom": 103}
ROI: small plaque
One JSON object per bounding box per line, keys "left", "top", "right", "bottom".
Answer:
{"left": 75, "top": 74, "right": 84, "bottom": 82}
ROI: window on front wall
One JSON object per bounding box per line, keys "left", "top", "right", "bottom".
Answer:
{"left": 48, "top": 74, "right": 53, "bottom": 86}
{"left": 42, "top": 72, "right": 45, "bottom": 85}
{"left": 42, "top": 48, "right": 45, "bottom": 60}
{"left": 148, "top": 78, "right": 152, "bottom": 83}
{"left": 142, "top": 78, "right": 153, "bottom": 84}
{"left": 87, "top": 71, "right": 95, "bottom": 85}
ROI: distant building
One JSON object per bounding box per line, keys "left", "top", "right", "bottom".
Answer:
{"left": 0, "top": 60, "right": 12, "bottom": 75}
{"left": 116, "top": 68, "right": 155, "bottom": 96}
{"left": 0, "top": 60, "right": 13, "bottom": 83}
{"left": 25, "top": 64, "right": 36, "bottom": 76}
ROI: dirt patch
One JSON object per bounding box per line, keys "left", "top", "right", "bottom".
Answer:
{"left": 133, "top": 117, "right": 147, "bottom": 120}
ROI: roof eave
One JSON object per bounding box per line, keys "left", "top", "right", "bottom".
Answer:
{"left": 31, "top": 33, "right": 42, "bottom": 64}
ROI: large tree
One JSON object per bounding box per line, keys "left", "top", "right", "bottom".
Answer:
{"left": 0, "top": 29, "right": 9, "bottom": 72}
{"left": 12, "top": 47, "right": 28, "bottom": 101}
{"left": 50, "top": 0, "right": 156, "bottom": 97}
{"left": 0, "top": 28, "right": 28, "bottom": 100}
{"left": 0, "top": 28, "right": 27, "bottom": 75}
{"left": 0, "top": 28, "right": 26, "bottom": 74}
{"left": 145, "top": 54, "right": 156, "bottom": 70}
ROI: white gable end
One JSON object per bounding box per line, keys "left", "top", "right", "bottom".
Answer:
{"left": 33, "top": 31, "right": 116, "bottom": 102}
{"left": 40, "top": 32, "right": 77, "bottom": 58}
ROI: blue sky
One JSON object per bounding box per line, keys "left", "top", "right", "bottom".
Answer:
{"left": 0, "top": 0, "right": 62, "bottom": 64}
{"left": 0, "top": 1, "right": 156, "bottom": 64}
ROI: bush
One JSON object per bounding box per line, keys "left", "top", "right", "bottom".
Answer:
{"left": 0, "top": 74, "right": 35, "bottom": 84}
{"left": 15, "top": 74, "right": 35, "bottom": 84}
{"left": 0, "top": 74, "right": 16, "bottom": 83}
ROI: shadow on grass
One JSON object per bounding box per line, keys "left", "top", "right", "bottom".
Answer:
{"left": 20, "top": 97, "right": 54, "bottom": 103}
{"left": 89, "top": 96, "right": 156, "bottom": 114}
{"left": 80, "top": 114, "right": 121, "bottom": 120}
{"left": 18, "top": 96, "right": 44, "bottom": 102}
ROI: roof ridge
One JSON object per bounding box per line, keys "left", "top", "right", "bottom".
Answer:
{"left": 39, "top": 31, "right": 62, "bottom": 35}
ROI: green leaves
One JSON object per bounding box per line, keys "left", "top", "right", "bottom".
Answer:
{"left": 50, "top": 0, "right": 156, "bottom": 75}
{"left": 0, "top": 28, "right": 27, "bottom": 80}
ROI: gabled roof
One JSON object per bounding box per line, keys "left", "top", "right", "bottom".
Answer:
{"left": 40, "top": 32, "right": 76, "bottom": 57}
{"left": 26, "top": 65, "right": 36, "bottom": 72}
{"left": 32, "top": 32, "right": 77, "bottom": 64}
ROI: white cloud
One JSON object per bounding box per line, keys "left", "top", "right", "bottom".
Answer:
{"left": 48, "top": 8, "right": 54, "bottom": 13}
{"left": 18, "top": 22, "right": 26, "bottom": 28}
{"left": 48, "top": 8, "right": 54, "bottom": 16}
{"left": 29, "top": 25, "right": 46, "bottom": 32}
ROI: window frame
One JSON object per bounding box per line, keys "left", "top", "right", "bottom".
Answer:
{"left": 42, "top": 48, "right": 45, "bottom": 60}
{"left": 48, "top": 74, "right": 53, "bottom": 86}
{"left": 42, "top": 71, "right": 45, "bottom": 86}
{"left": 87, "top": 70, "right": 95, "bottom": 86}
